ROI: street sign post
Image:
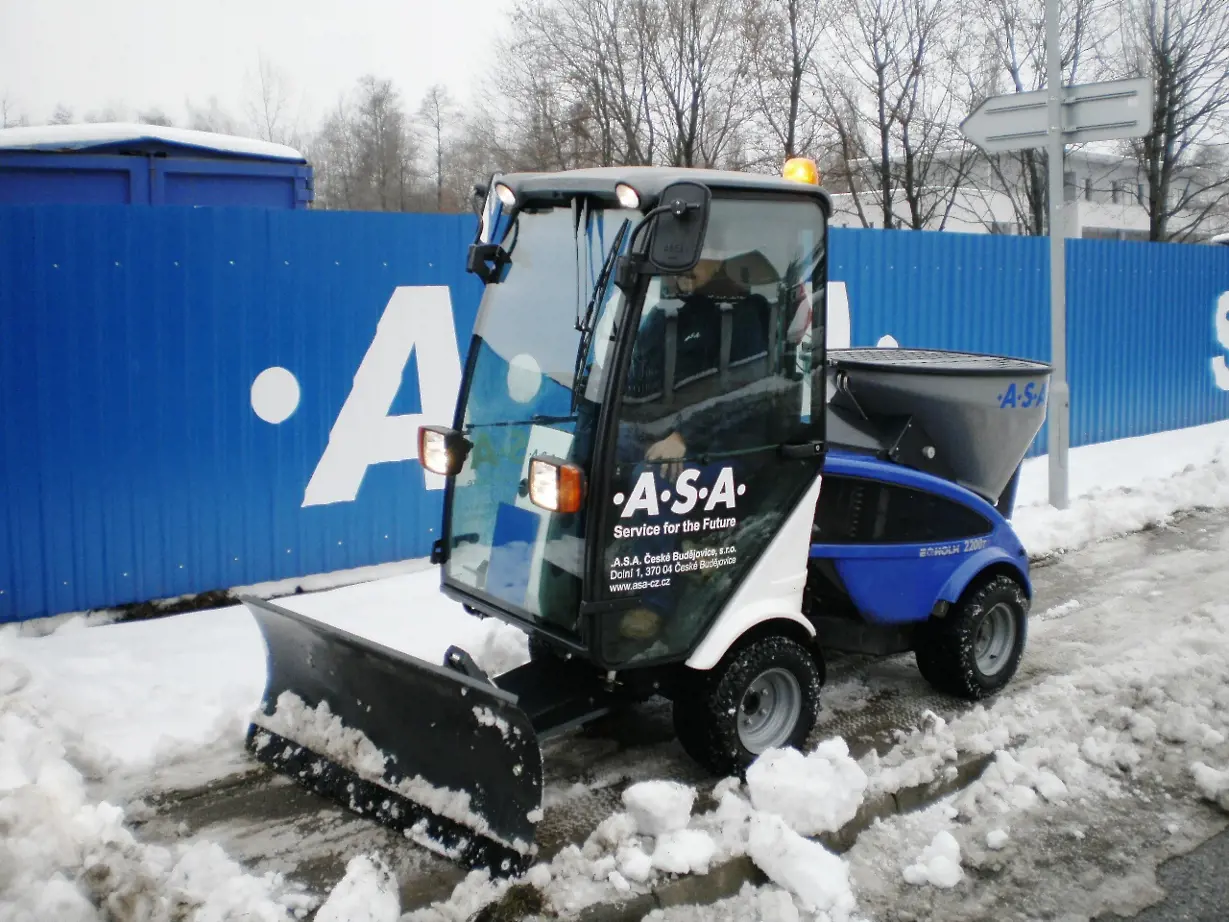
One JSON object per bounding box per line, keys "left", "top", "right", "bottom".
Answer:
{"left": 959, "top": 0, "right": 1153, "bottom": 511}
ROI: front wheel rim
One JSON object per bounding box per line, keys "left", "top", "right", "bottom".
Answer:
{"left": 974, "top": 602, "right": 1018, "bottom": 676}
{"left": 737, "top": 667, "right": 802, "bottom": 753}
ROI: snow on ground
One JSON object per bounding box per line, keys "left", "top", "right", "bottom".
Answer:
{"left": 0, "top": 568, "right": 527, "bottom": 797}
{"left": 0, "top": 661, "right": 317, "bottom": 922}
{"left": 3, "top": 419, "right": 1229, "bottom": 920}
{"left": 1013, "top": 419, "right": 1229, "bottom": 557}
{"left": 311, "top": 854, "right": 400, "bottom": 922}
{"left": 648, "top": 518, "right": 1229, "bottom": 920}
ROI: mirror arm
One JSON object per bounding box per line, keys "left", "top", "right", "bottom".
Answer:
{"left": 466, "top": 242, "right": 511, "bottom": 284}
{"left": 612, "top": 202, "right": 675, "bottom": 294}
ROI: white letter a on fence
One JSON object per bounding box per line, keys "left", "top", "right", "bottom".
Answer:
{"left": 303, "top": 285, "right": 462, "bottom": 506}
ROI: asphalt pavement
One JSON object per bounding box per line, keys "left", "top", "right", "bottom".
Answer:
{"left": 1098, "top": 827, "right": 1229, "bottom": 922}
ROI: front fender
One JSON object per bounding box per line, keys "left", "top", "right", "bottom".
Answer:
{"left": 936, "top": 545, "right": 1031, "bottom": 607}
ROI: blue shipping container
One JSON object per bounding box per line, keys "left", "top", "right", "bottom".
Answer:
{"left": 0, "top": 123, "right": 314, "bottom": 209}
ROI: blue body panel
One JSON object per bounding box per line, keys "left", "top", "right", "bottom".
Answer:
{"left": 810, "top": 450, "right": 1031, "bottom": 625}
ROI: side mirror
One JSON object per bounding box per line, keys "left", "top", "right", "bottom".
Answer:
{"left": 646, "top": 181, "right": 710, "bottom": 272}
{"left": 471, "top": 182, "right": 489, "bottom": 216}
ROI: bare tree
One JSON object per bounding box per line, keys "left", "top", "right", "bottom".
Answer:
{"left": 186, "top": 97, "right": 241, "bottom": 135}
{"left": 740, "top": 0, "right": 829, "bottom": 165}
{"left": 245, "top": 52, "right": 303, "bottom": 147}
{"left": 642, "top": 0, "right": 749, "bottom": 167}
{"left": 137, "top": 109, "right": 174, "bottom": 127}
{"left": 504, "top": 0, "right": 657, "bottom": 167}
{"left": 1, "top": 96, "right": 13, "bottom": 129}
{"left": 49, "top": 104, "right": 74, "bottom": 125}
{"left": 84, "top": 104, "right": 130, "bottom": 124}
{"left": 417, "top": 84, "right": 457, "bottom": 210}
{"left": 1120, "top": 0, "right": 1229, "bottom": 241}
{"left": 818, "top": 0, "right": 975, "bottom": 230}
{"left": 311, "top": 75, "right": 425, "bottom": 211}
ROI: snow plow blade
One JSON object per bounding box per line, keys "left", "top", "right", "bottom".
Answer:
{"left": 240, "top": 596, "right": 542, "bottom": 876}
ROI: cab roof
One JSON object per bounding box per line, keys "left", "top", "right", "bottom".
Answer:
{"left": 496, "top": 165, "right": 832, "bottom": 213}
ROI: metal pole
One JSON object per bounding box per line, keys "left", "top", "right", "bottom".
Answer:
{"left": 1045, "top": 0, "right": 1069, "bottom": 509}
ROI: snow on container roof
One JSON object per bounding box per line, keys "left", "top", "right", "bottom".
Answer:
{"left": 0, "top": 122, "right": 306, "bottom": 163}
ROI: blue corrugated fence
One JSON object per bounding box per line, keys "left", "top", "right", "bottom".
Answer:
{"left": 2, "top": 205, "right": 1227, "bottom": 620}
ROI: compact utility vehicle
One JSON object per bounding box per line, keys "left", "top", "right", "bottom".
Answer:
{"left": 241, "top": 159, "right": 1050, "bottom": 874}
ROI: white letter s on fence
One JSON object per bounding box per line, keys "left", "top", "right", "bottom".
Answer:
{"left": 1214, "top": 291, "right": 1229, "bottom": 392}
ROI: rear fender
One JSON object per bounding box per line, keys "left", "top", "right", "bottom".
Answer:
{"left": 936, "top": 546, "right": 1031, "bottom": 608}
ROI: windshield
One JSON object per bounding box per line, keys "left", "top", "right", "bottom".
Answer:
{"left": 444, "top": 203, "right": 635, "bottom": 634}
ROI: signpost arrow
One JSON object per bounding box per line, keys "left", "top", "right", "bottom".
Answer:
{"left": 959, "top": 0, "right": 1154, "bottom": 511}
{"left": 960, "top": 77, "right": 1154, "bottom": 153}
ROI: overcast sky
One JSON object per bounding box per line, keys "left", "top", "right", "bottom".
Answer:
{"left": 0, "top": 0, "right": 515, "bottom": 131}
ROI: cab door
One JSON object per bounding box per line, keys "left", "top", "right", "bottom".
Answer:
{"left": 586, "top": 193, "right": 829, "bottom": 667}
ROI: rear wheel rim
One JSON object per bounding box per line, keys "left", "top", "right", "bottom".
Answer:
{"left": 737, "top": 667, "right": 802, "bottom": 753}
{"left": 974, "top": 602, "right": 1017, "bottom": 676}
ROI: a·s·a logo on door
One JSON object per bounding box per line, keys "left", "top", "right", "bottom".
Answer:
{"left": 612, "top": 466, "right": 745, "bottom": 520}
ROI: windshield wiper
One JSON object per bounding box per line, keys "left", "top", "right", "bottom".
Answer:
{"left": 571, "top": 219, "right": 631, "bottom": 410}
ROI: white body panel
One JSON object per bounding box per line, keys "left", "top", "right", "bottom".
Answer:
{"left": 685, "top": 472, "right": 823, "bottom": 670}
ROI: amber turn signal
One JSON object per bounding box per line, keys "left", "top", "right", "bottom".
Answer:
{"left": 528, "top": 456, "right": 586, "bottom": 513}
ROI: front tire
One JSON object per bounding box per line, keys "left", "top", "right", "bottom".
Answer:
{"left": 915, "top": 574, "right": 1029, "bottom": 700}
{"left": 672, "top": 635, "right": 822, "bottom": 778}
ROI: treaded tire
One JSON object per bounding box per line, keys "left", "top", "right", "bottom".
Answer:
{"left": 671, "top": 635, "right": 822, "bottom": 779}
{"left": 915, "top": 573, "right": 1029, "bottom": 700}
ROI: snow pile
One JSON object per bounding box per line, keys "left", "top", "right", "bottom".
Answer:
{"left": 1039, "top": 599, "right": 1082, "bottom": 621}
{"left": 651, "top": 829, "right": 717, "bottom": 875}
{"left": 745, "top": 739, "right": 868, "bottom": 836}
{"left": 623, "top": 780, "right": 696, "bottom": 836}
{"left": 408, "top": 745, "right": 865, "bottom": 922}
{"left": 985, "top": 828, "right": 1009, "bottom": 850}
{"left": 902, "top": 830, "right": 963, "bottom": 888}
{"left": 465, "top": 618, "right": 533, "bottom": 678}
{"left": 1191, "top": 762, "right": 1229, "bottom": 812}
{"left": 1013, "top": 437, "right": 1229, "bottom": 558}
{"left": 313, "top": 853, "right": 400, "bottom": 922}
{"left": 0, "top": 682, "right": 315, "bottom": 921}
{"left": 746, "top": 812, "right": 858, "bottom": 916}
{"left": 611, "top": 782, "right": 716, "bottom": 879}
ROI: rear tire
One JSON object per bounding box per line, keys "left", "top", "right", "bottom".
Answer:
{"left": 915, "top": 574, "right": 1028, "bottom": 700}
{"left": 672, "top": 635, "right": 822, "bottom": 779}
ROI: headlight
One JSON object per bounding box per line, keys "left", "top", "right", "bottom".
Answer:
{"left": 418, "top": 426, "right": 469, "bottom": 476}
{"left": 615, "top": 183, "right": 641, "bottom": 209}
{"left": 494, "top": 182, "right": 516, "bottom": 207}
{"left": 528, "top": 456, "right": 586, "bottom": 513}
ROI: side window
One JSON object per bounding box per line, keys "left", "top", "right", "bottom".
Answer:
{"left": 617, "top": 197, "right": 823, "bottom": 461}
{"left": 814, "top": 475, "right": 991, "bottom": 544}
